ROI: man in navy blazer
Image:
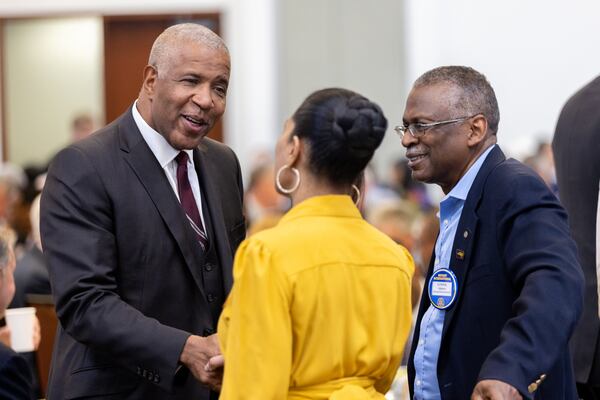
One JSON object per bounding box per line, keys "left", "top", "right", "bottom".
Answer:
{"left": 41, "top": 24, "right": 245, "bottom": 399}
{"left": 399, "top": 66, "right": 584, "bottom": 399}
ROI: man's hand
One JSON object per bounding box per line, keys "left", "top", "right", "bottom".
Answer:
{"left": 471, "top": 379, "right": 523, "bottom": 400}
{"left": 205, "top": 354, "right": 224, "bottom": 372}
{"left": 179, "top": 334, "right": 223, "bottom": 391}
{"left": 32, "top": 315, "right": 41, "bottom": 351}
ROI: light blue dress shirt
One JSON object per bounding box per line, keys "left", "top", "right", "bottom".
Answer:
{"left": 413, "top": 145, "right": 495, "bottom": 400}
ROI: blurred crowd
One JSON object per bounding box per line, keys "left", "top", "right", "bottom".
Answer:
{"left": 0, "top": 113, "right": 95, "bottom": 398}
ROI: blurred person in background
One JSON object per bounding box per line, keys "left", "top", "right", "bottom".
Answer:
{"left": 387, "top": 158, "right": 433, "bottom": 211}
{"left": 8, "top": 194, "right": 46, "bottom": 398}
{"left": 401, "top": 65, "right": 583, "bottom": 400}
{"left": 368, "top": 200, "right": 425, "bottom": 375}
{"left": 523, "top": 141, "right": 558, "bottom": 196}
{"left": 553, "top": 75, "right": 600, "bottom": 400}
{"left": 70, "top": 112, "right": 96, "bottom": 142}
{"left": 243, "top": 161, "right": 286, "bottom": 228}
{"left": 215, "top": 88, "right": 414, "bottom": 399}
{"left": 0, "top": 164, "right": 29, "bottom": 250}
{"left": 413, "top": 209, "right": 439, "bottom": 278}
{"left": 0, "top": 226, "right": 34, "bottom": 399}
{"left": 10, "top": 194, "right": 48, "bottom": 308}
{"left": 368, "top": 201, "right": 421, "bottom": 307}
{"left": 362, "top": 164, "right": 400, "bottom": 214}
{"left": 40, "top": 23, "right": 244, "bottom": 399}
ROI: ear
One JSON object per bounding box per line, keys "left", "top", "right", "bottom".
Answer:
{"left": 287, "top": 135, "right": 302, "bottom": 167}
{"left": 466, "top": 115, "right": 488, "bottom": 147}
{"left": 141, "top": 65, "right": 158, "bottom": 98}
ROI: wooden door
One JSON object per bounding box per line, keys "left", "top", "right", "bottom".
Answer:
{"left": 103, "top": 14, "right": 223, "bottom": 142}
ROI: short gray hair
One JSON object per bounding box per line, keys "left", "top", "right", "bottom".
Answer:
{"left": 148, "top": 23, "right": 228, "bottom": 77}
{"left": 414, "top": 66, "right": 500, "bottom": 135}
{"left": 0, "top": 226, "right": 15, "bottom": 272}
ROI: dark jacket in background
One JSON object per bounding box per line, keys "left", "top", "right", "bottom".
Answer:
{"left": 0, "top": 342, "right": 34, "bottom": 400}
{"left": 553, "top": 75, "right": 600, "bottom": 385}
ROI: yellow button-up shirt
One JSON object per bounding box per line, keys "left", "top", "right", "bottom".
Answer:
{"left": 219, "top": 195, "right": 414, "bottom": 399}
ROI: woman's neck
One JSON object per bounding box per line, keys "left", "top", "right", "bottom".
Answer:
{"left": 289, "top": 175, "right": 349, "bottom": 207}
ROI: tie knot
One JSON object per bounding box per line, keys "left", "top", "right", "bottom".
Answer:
{"left": 175, "top": 151, "right": 189, "bottom": 166}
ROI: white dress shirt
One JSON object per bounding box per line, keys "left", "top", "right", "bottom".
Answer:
{"left": 132, "top": 100, "right": 206, "bottom": 228}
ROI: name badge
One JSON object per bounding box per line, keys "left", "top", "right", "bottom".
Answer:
{"left": 428, "top": 268, "right": 458, "bottom": 310}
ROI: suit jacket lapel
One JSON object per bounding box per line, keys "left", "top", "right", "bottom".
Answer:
{"left": 441, "top": 145, "right": 506, "bottom": 337}
{"left": 193, "top": 146, "right": 234, "bottom": 291}
{"left": 117, "top": 109, "right": 207, "bottom": 296}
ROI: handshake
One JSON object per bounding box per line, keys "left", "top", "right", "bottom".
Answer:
{"left": 179, "top": 334, "right": 225, "bottom": 392}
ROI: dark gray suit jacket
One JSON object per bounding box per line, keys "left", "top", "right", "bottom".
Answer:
{"left": 553, "top": 75, "right": 600, "bottom": 384}
{"left": 40, "top": 109, "right": 245, "bottom": 399}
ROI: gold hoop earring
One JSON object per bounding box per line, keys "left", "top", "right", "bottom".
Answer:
{"left": 276, "top": 165, "right": 300, "bottom": 194}
{"left": 351, "top": 184, "right": 361, "bottom": 207}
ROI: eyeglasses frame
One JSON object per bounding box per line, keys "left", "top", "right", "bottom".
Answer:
{"left": 394, "top": 114, "right": 480, "bottom": 139}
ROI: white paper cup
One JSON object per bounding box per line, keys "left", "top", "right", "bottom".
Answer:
{"left": 5, "top": 307, "right": 36, "bottom": 352}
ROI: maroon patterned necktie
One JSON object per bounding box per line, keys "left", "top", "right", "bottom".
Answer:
{"left": 175, "top": 152, "right": 208, "bottom": 251}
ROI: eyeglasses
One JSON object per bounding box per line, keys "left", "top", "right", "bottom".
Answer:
{"left": 394, "top": 115, "right": 478, "bottom": 139}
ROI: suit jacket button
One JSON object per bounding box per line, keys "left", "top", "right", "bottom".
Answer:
{"left": 205, "top": 263, "right": 214, "bottom": 272}
{"left": 528, "top": 382, "right": 538, "bottom": 393}
{"left": 207, "top": 293, "right": 216, "bottom": 303}
{"left": 147, "top": 371, "right": 154, "bottom": 380}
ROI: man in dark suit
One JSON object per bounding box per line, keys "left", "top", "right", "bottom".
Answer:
{"left": 40, "top": 23, "right": 245, "bottom": 399}
{"left": 399, "top": 66, "right": 584, "bottom": 399}
{"left": 553, "top": 76, "right": 600, "bottom": 400}
{"left": 0, "top": 227, "right": 34, "bottom": 399}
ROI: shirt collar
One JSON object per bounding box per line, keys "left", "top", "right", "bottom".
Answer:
{"left": 444, "top": 144, "right": 496, "bottom": 202}
{"left": 132, "top": 100, "right": 194, "bottom": 168}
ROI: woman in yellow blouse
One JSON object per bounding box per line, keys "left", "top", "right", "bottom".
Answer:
{"left": 217, "top": 88, "right": 415, "bottom": 399}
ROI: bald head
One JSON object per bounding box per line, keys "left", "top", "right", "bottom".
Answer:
{"left": 148, "top": 23, "right": 229, "bottom": 77}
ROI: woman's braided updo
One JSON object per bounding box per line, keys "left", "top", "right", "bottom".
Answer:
{"left": 291, "top": 88, "right": 387, "bottom": 185}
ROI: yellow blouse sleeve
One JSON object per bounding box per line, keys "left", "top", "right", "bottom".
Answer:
{"left": 219, "top": 238, "right": 292, "bottom": 400}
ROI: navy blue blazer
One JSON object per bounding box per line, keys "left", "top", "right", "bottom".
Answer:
{"left": 408, "top": 146, "right": 584, "bottom": 399}
{"left": 0, "top": 342, "right": 33, "bottom": 399}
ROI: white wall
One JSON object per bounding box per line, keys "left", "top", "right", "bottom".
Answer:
{"left": 4, "top": 17, "right": 104, "bottom": 165}
{"left": 405, "top": 0, "right": 600, "bottom": 159}
{"left": 280, "top": 0, "right": 407, "bottom": 178}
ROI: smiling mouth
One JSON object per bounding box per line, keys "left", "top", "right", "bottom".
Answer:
{"left": 407, "top": 154, "right": 427, "bottom": 163}
{"left": 183, "top": 115, "right": 207, "bottom": 127}
{"left": 406, "top": 152, "right": 428, "bottom": 169}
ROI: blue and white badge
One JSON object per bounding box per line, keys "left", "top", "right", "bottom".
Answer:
{"left": 428, "top": 268, "right": 458, "bottom": 310}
